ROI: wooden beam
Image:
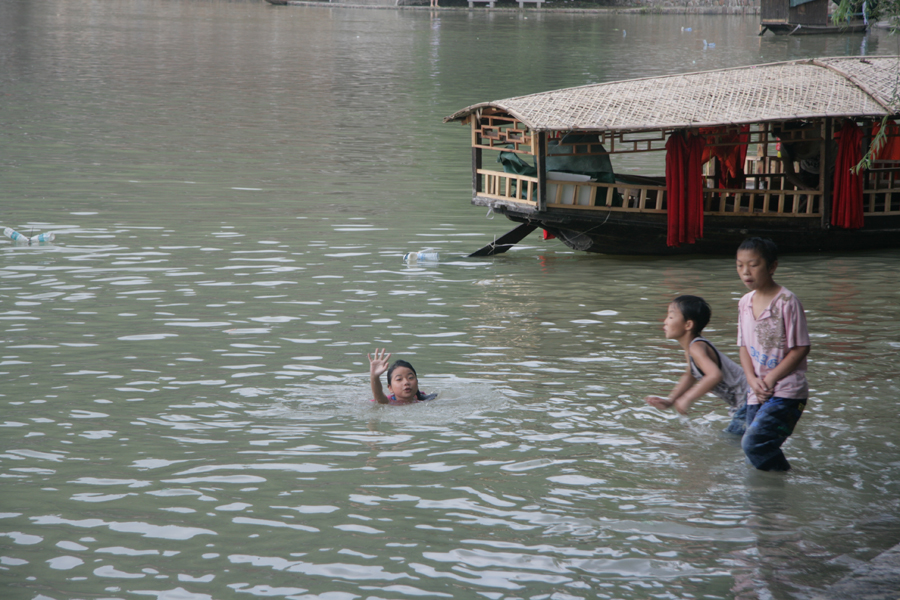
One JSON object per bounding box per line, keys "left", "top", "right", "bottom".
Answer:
{"left": 821, "top": 118, "right": 833, "bottom": 228}
{"left": 468, "top": 223, "right": 538, "bottom": 257}
{"left": 536, "top": 132, "right": 547, "bottom": 212}
{"left": 472, "top": 120, "right": 482, "bottom": 195}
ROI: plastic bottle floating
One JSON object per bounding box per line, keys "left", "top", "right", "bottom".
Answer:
{"left": 403, "top": 251, "right": 440, "bottom": 264}
{"left": 4, "top": 228, "right": 56, "bottom": 245}
{"left": 4, "top": 228, "right": 30, "bottom": 243}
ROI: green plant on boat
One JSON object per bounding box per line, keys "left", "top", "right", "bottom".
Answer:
{"left": 833, "top": 0, "right": 899, "bottom": 172}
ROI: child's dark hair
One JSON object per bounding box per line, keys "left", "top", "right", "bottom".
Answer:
{"left": 738, "top": 237, "right": 778, "bottom": 266}
{"left": 387, "top": 360, "right": 416, "bottom": 383}
{"left": 672, "top": 295, "right": 711, "bottom": 335}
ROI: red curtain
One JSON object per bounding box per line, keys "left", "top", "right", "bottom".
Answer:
{"left": 872, "top": 120, "right": 900, "bottom": 161}
{"left": 831, "top": 121, "right": 864, "bottom": 230}
{"left": 665, "top": 131, "right": 705, "bottom": 247}
{"left": 700, "top": 125, "right": 750, "bottom": 189}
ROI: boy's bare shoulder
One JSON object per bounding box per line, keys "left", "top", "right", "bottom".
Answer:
{"left": 688, "top": 338, "right": 719, "bottom": 364}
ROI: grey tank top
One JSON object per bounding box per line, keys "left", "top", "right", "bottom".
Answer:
{"left": 689, "top": 337, "right": 748, "bottom": 411}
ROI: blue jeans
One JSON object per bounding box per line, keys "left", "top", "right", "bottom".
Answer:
{"left": 725, "top": 404, "right": 747, "bottom": 435}
{"left": 742, "top": 397, "right": 805, "bottom": 471}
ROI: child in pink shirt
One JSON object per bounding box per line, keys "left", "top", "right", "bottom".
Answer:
{"left": 736, "top": 237, "right": 811, "bottom": 471}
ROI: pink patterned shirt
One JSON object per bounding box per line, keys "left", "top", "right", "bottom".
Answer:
{"left": 737, "top": 286, "right": 810, "bottom": 404}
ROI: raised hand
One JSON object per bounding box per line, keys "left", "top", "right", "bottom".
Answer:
{"left": 368, "top": 348, "right": 392, "bottom": 379}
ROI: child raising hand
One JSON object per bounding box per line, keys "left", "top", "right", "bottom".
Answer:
{"left": 368, "top": 348, "right": 436, "bottom": 405}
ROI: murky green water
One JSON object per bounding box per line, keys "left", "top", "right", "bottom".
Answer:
{"left": 2, "top": 1, "right": 900, "bottom": 598}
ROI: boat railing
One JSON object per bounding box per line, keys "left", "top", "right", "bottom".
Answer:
{"left": 478, "top": 169, "right": 538, "bottom": 206}
{"left": 477, "top": 164, "right": 900, "bottom": 218}
{"left": 547, "top": 180, "right": 667, "bottom": 213}
{"left": 543, "top": 177, "right": 823, "bottom": 217}
{"left": 704, "top": 187, "right": 821, "bottom": 216}
{"left": 864, "top": 161, "right": 900, "bottom": 216}
{"left": 478, "top": 169, "right": 667, "bottom": 212}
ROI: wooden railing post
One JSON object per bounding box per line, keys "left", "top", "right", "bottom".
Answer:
{"left": 821, "top": 117, "right": 833, "bottom": 228}
{"left": 536, "top": 132, "right": 547, "bottom": 212}
{"left": 472, "top": 120, "right": 483, "bottom": 196}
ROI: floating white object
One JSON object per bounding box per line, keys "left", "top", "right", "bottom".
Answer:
{"left": 403, "top": 251, "right": 440, "bottom": 263}
{"left": 3, "top": 228, "right": 56, "bottom": 244}
{"left": 3, "top": 227, "right": 30, "bottom": 244}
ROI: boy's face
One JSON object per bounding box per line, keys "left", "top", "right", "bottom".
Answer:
{"left": 736, "top": 249, "right": 777, "bottom": 291}
{"left": 387, "top": 366, "right": 419, "bottom": 402}
{"left": 664, "top": 303, "right": 691, "bottom": 340}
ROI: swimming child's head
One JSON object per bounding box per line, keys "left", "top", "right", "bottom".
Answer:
{"left": 736, "top": 237, "right": 778, "bottom": 291}
{"left": 667, "top": 295, "right": 710, "bottom": 339}
{"left": 386, "top": 359, "right": 419, "bottom": 402}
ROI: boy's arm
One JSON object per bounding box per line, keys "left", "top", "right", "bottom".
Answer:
{"left": 645, "top": 355, "right": 695, "bottom": 410}
{"left": 760, "top": 296, "right": 811, "bottom": 391}
{"left": 761, "top": 345, "right": 810, "bottom": 391}
{"left": 671, "top": 343, "right": 723, "bottom": 414}
{"left": 668, "top": 368, "right": 696, "bottom": 403}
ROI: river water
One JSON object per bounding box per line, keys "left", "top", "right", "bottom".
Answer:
{"left": 2, "top": 1, "right": 900, "bottom": 599}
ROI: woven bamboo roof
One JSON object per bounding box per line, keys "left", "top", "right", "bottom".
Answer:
{"left": 444, "top": 56, "right": 900, "bottom": 133}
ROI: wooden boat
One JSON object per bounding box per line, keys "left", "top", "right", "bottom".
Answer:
{"left": 444, "top": 56, "right": 900, "bottom": 256}
{"left": 760, "top": 0, "right": 867, "bottom": 35}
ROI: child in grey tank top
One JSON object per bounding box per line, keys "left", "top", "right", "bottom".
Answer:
{"left": 645, "top": 296, "right": 748, "bottom": 434}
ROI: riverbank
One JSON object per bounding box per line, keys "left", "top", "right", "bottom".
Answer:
{"left": 267, "top": 0, "right": 761, "bottom": 15}
{"left": 813, "top": 542, "right": 900, "bottom": 600}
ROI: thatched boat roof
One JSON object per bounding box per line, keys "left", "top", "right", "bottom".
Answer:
{"left": 444, "top": 56, "right": 900, "bottom": 134}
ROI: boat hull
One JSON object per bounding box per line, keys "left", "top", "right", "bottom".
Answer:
{"left": 762, "top": 22, "right": 868, "bottom": 35}
{"left": 479, "top": 199, "right": 900, "bottom": 256}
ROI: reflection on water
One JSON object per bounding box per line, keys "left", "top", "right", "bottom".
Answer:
{"left": 2, "top": 1, "right": 900, "bottom": 599}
